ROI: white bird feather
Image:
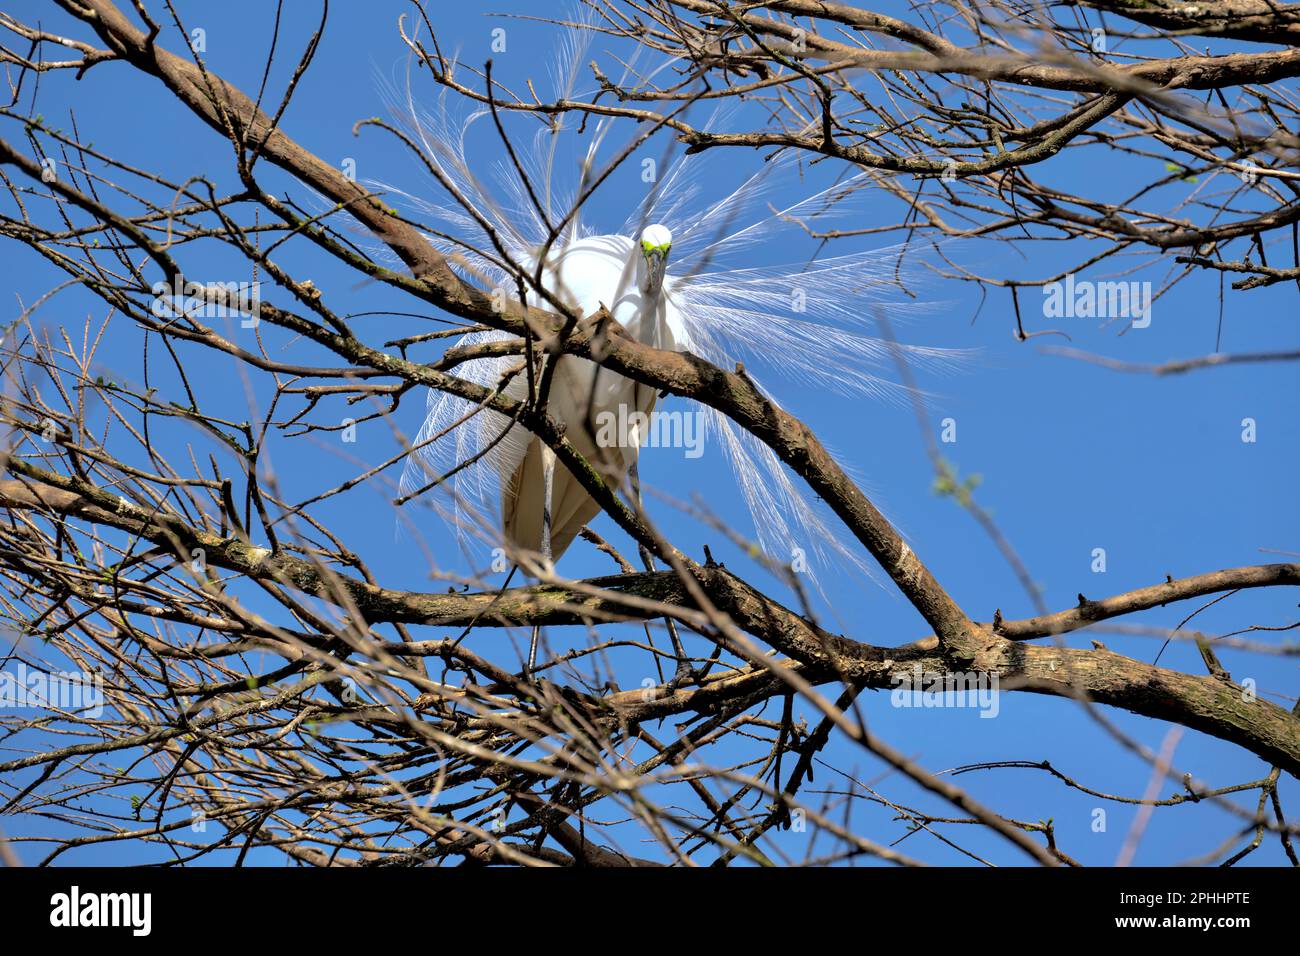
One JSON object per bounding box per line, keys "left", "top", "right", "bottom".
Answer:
{"left": 382, "top": 18, "right": 963, "bottom": 577}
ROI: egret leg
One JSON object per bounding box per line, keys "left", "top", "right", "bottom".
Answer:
{"left": 526, "top": 628, "right": 541, "bottom": 679}
{"left": 628, "top": 459, "right": 693, "bottom": 689}
{"left": 526, "top": 444, "right": 558, "bottom": 678}
{"left": 540, "top": 444, "right": 556, "bottom": 566}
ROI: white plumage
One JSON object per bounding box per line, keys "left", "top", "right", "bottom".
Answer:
{"left": 383, "top": 21, "right": 963, "bottom": 578}
{"left": 495, "top": 228, "right": 678, "bottom": 562}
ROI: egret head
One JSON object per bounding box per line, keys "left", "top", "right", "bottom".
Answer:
{"left": 638, "top": 224, "right": 672, "bottom": 297}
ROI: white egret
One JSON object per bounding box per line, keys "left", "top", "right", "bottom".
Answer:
{"left": 499, "top": 223, "right": 676, "bottom": 567}
{"left": 390, "top": 142, "right": 955, "bottom": 576}
{"left": 383, "top": 21, "right": 962, "bottom": 678}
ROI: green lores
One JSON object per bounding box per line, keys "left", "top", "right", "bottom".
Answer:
{"left": 641, "top": 239, "right": 671, "bottom": 257}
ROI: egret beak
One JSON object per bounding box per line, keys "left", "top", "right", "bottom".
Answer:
{"left": 640, "top": 240, "right": 670, "bottom": 297}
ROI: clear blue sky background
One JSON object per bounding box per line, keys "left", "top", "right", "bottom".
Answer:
{"left": 1, "top": 0, "right": 1296, "bottom": 866}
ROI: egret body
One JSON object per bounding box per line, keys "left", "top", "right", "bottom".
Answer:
{"left": 396, "top": 65, "right": 960, "bottom": 601}
{"left": 500, "top": 224, "right": 676, "bottom": 565}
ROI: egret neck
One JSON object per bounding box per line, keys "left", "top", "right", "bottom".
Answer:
{"left": 637, "top": 223, "right": 672, "bottom": 348}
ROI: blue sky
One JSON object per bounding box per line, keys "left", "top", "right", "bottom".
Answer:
{"left": 1, "top": 0, "right": 1297, "bottom": 866}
